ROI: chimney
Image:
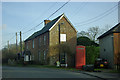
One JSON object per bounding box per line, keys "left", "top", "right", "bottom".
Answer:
{"left": 44, "top": 20, "right": 51, "bottom": 26}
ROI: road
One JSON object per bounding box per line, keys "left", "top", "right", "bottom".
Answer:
{"left": 2, "top": 66, "right": 97, "bottom": 78}
{"left": 2, "top": 66, "right": 120, "bottom": 80}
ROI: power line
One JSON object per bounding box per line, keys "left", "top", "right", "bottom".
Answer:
{"left": 47, "top": 0, "right": 70, "bottom": 20}
{"left": 1, "top": 1, "right": 70, "bottom": 48}
{"left": 75, "top": 3, "right": 119, "bottom": 25}
{"left": 22, "top": 0, "right": 70, "bottom": 35}
{"left": 20, "top": 2, "right": 58, "bottom": 32}
{"left": 1, "top": 2, "right": 58, "bottom": 47}
{"left": 75, "top": 4, "right": 118, "bottom": 27}
{"left": 71, "top": 2, "right": 88, "bottom": 18}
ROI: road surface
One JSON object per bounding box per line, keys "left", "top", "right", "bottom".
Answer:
{"left": 2, "top": 66, "right": 120, "bottom": 80}
{"left": 2, "top": 66, "right": 97, "bottom": 78}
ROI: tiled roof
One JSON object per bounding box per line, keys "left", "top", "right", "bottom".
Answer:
{"left": 24, "top": 14, "right": 63, "bottom": 42}
{"left": 98, "top": 23, "right": 120, "bottom": 39}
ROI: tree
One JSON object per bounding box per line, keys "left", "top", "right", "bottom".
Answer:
{"left": 77, "top": 36, "right": 99, "bottom": 46}
{"left": 2, "top": 42, "right": 25, "bottom": 63}
{"left": 101, "top": 24, "right": 112, "bottom": 33}
{"left": 77, "top": 31, "right": 87, "bottom": 37}
{"left": 86, "top": 26, "right": 100, "bottom": 42}
{"left": 86, "top": 46, "right": 100, "bottom": 64}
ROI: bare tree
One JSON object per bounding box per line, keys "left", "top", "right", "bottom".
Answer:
{"left": 78, "top": 31, "right": 87, "bottom": 37}
{"left": 86, "top": 26, "right": 100, "bottom": 42}
{"left": 100, "top": 24, "right": 112, "bottom": 35}
{"left": 77, "top": 25, "right": 112, "bottom": 42}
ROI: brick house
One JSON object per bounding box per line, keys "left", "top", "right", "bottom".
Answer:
{"left": 24, "top": 14, "right": 77, "bottom": 67}
{"left": 98, "top": 23, "right": 120, "bottom": 68}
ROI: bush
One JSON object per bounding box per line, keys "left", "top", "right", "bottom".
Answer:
{"left": 86, "top": 46, "right": 99, "bottom": 65}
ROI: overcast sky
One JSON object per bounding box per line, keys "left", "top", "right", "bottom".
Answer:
{"left": 1, "top": 1, "right": 119, "bottom": 49}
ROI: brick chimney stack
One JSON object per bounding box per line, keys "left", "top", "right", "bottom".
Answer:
{"left": 44, "top": 20, "right": 51, "bottom": 26}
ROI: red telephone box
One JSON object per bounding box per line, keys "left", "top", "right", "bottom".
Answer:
{"left": 76, "top": 46, "right": 86, "bottom": 69}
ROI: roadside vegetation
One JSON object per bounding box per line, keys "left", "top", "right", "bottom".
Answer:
{"left": 1, "top": 26, "right": 120, "bottom": 72}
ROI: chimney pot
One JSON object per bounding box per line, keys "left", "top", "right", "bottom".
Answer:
{"left": 44, "top": 20, "right": 51, "bottom": 26}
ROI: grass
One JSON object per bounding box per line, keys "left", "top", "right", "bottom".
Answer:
{"left": 3, "top": 63, "right": 120, "bottom": 73}
{"left": 94, "top": 68, "right": 107, "bottom": 71}
{"left": 2, "top": 63, "right": 80, "bottom": 72}
{"left": 94, "top": 68, "right": 120, "bottom": 73}
{"left": 109, "top": 69, "right": 120, "bottom": 73}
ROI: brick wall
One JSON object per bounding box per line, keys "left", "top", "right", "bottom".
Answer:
{"left": 49, "top": 16, "right": 77, "bottom": 66}
{"left": 25, "top": 32, "right": 49, "bottom": 64}
{"left": 25, "top": 16, "right": 77, "bottom": 67}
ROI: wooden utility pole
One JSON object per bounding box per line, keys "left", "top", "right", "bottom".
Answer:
{"left": 8, "top": 41, "right": 9, "bottom": 53}
{"left": 16, "top": 32, "right": 18, "bottom": 53}
{"left": 20, "top": 31, "right": 22, "bottom": 54}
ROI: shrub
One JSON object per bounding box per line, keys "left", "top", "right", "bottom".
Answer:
{"left": 86, "top": 46, "right": 99, "bottom": 65}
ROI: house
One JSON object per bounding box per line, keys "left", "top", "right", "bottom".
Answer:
{"left": 24, "top": 14, "right": 77, "bottom": 67}
{"left": 98, "top": 23, "right": 120, "bottom": 68}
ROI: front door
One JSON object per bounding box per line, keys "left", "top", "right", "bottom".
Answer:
{"left": 60, "top": 53, "right": 66, "bottom": 64}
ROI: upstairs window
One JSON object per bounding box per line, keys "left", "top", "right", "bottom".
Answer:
{"left": 39, "top": 37, "right": 41, "bottom": 46}
{"left": 26, "top": 42, "right": 28, "bottom": 49}
{"left": 60, "top": 34, "right": 66, "bottom": 42}
{"left": 44, "top": 36, "right": 46, "bottom": 45}
{"left": 33, "top": 40, "right": 34, "bottom": 48}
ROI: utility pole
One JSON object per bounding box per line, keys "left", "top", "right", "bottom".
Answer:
{"left": 8, "top": 41, "right": 9, "bottom": 53}
{"left": 20, "top": 31, "right": 22, "bottom": 54}
{"left": 16, "top": 32, "right": 18, "bottom": 53}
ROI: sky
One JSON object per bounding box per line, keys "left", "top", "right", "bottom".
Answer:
{"left": 1, "top": 1, "right": 119, "bottom": 49}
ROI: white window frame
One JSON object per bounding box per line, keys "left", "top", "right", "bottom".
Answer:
{"left": 60, "top": 34, "right": 66, "bottom": 42}
{"left": 24, "top": 55, "right": 29, "bottom": 61}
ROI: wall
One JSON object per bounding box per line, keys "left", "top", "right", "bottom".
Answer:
{"left": 99, "top": 34, "right": 114, "bottom": 68}
{"left": 113, "top": 33, "right": 120, "bottom": 65}
{"left": 49, "top": 16, "right": 77, "bottom": 67}
{"left": 25, "top": 16, "right": 77, "bottom": 67}
{"left": 25, "top": 32, "right": 49, "bottom": 64}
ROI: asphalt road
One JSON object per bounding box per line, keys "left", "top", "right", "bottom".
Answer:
{"left": 2, "top": 66, "right": 97, "bottom": 78}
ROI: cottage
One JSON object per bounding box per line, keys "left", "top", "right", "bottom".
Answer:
{"left": 24, "top": 14, "right": 77, "bottom": 67}
{"left": 98, "top": 23, "right": 120, "bottom": 68}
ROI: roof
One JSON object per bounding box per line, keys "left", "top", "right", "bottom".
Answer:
{"left": 24, "top": 14, "right": 63, "bottom": 42}
{"left": 98, "top": 23, "right": 120, "bottom": 39}
{"left": 25, "top": 13, "right": 77, "bottom": 42}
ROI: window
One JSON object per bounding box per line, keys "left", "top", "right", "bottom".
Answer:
{"left": 26, "top": 42, "right": 28, "bottom": 49}
{"left": 60, "top": 34, "right": 66, "bottom": 42}
{"left": 32, "top": 54, "right": 34, "bottom": 60}
{"left": 44, "top": 36, "right": 46, "bottom": 45}
{"left": 24, "top": 55, "right": 29, "bottom": 61}
{"left": 44, "top": 50, "right": 46, "bottom": 60}
{"left": 33, "top": 40, "right": 34, "bottom": 48}
{"left": 39, "top": 37, "right": 41, "bottom": 46}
